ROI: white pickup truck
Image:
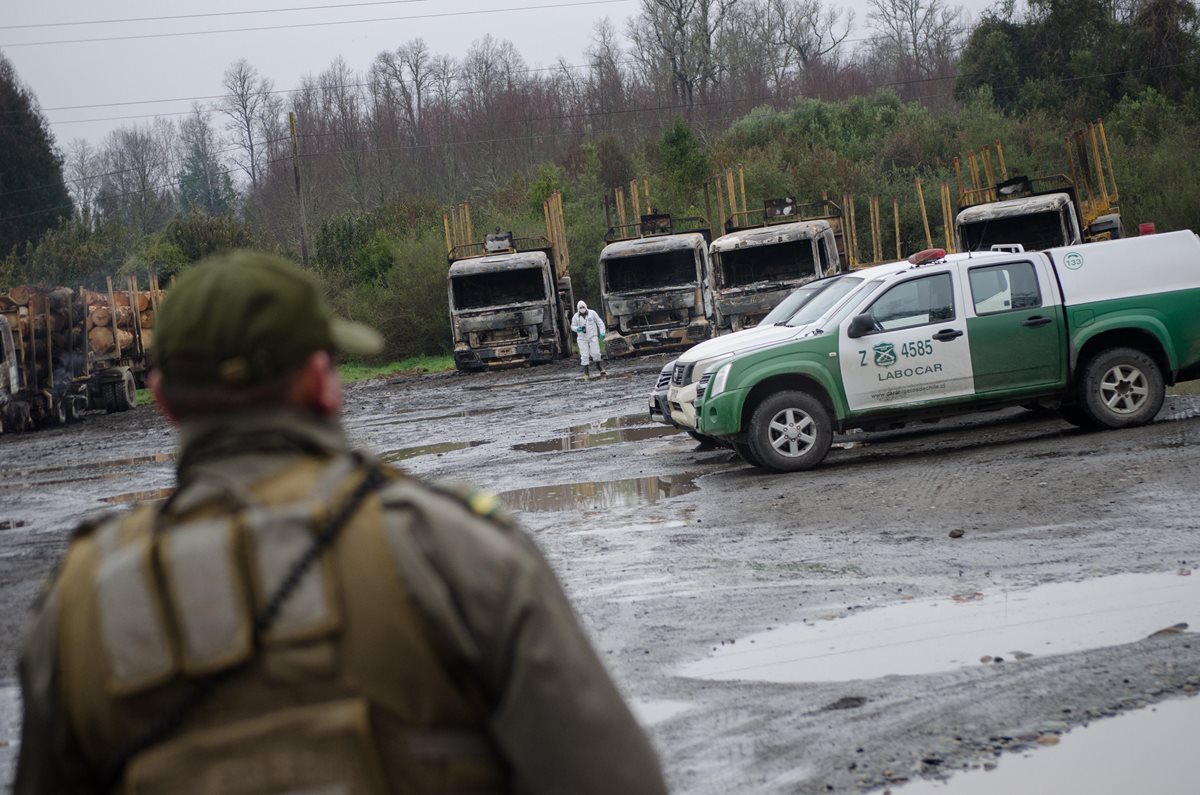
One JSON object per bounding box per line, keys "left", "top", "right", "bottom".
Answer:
{"left": 694, "top": 232, "right": 1200, "bottom": 471}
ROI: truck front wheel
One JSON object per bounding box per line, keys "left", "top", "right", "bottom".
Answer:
{"left": 747, "top": 391, "right": 833, "bottom": 472}
{"left": 1078, "top": 347, "right": 1164, "bottom": 429}
{"left": 732, "top": 441, "right": 763, "bottom": 467}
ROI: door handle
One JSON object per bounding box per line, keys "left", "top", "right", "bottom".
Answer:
{"left": 932, "top": 328, "right": 963, "bottom": 342}
{"left": 1021, "top": 315, "right": 1053, "bottom": 328}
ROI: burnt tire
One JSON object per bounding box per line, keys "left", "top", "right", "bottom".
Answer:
{"left": 732, "top": 441, "right": 763, "bottom": 467}
{"left": 65, "top": 396, "right": 83, "bottom": 423}
{"left": 1078, "top": 347, "right": 1164, "bottom": 429}
{"left": 747, "top": 390, "right": 833, "bottom": 473}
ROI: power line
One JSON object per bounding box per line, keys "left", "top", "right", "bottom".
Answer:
{"left": 0, "top": 0, "right": 434, "bottom": 30}
{"left": 0, "top": 0, "right": 635, "bottom": 48}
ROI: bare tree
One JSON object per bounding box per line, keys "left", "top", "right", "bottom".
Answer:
{"left": 96, "top": 118, "right": 178, "bottom": 234}
{"left": 774, "top": 0, "right": 853, "bottom": 73}
{"left": 374, "top": 38, "right": 434, "bottom": 145}
{"left": 866, "top": 0, "right": 963, "bottom": 79}
{"left": 220, "top": 59, "right": 275, "bottom": 188}
{"left": 64, "top": 138, "right": 101, "bottom": 228}
{"left": 628, "top": 0, "right": 738, "bottom": 110}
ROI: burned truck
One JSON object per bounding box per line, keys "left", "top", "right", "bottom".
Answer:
{"left": 599, "top": 213, "right": 714, "bottom": 357}
{"left": 1, "top": 277, "right": 160, "bottom": 433}
{"left": 709, "top": 199, "right": 845, "bottom": 333}
{"left": 954, "top": 121, "right": 1122, "bottom": 252}
{"left": 444, "top": 193, "right": 574, "bottom": 371}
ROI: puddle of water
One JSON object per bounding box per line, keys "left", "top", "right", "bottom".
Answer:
{"left": 681, "top": 573, "right": 1199, "bottom": 683}
{"left": 898, "top": 695, "right": 1200, "bottom": 794}
{"left": 101, "top": 487, "right": 175, "bottom": 505}
{"left": 380, "top": 440, "right": 485, "bottom": 463}
{"left": 630, "top": 699, "right": 693, "bottom": 726}
{"left": 514, "top": 424, "right": 680, "bottom": 453}
{"left": 0, "top": 452, "right": 175, "bottom": 479}
{"left": 569, "top": 413, "right": 655, "bottom": 433}
{"left": 498, "top": 473, "right": 700, "bottom": 513}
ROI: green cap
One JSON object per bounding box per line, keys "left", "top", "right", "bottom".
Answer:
{"left": 154, "top": 250, "right": 383, "bottom": 387}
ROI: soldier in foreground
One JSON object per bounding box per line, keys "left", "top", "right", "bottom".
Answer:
{"left": 16, "top": 251, "right": 668, "bottom": 794}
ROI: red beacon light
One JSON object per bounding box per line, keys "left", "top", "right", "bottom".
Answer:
{"left": 907, "top": 248, "right": 946, "bottom": 265}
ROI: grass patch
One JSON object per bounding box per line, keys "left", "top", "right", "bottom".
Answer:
{"left": 339, "top": 356, "right": 455, "bottom": 383}
{"left": 1169, "top": 381, "right": 1200, "bottom": 396}
{"left": 136, "top": 388, "right": 154, "bottom": 406}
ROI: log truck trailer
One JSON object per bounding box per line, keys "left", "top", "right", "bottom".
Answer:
{"left": 0, "top": 276, "right": 161, "bottom": 433}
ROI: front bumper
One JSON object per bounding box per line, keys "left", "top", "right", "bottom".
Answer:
{"left": 666, "top": 382, "right": 699, "bottom": 429}
{"left": 605, "top": 322, "right": 712, "bottom": 358}
{"left": 694, "top": 387, "right": 747, "bottom": 437}
{"left": 454, "top": 341, "right": 557, "bottom": 371}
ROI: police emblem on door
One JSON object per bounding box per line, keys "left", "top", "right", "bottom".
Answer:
{"left": 873, "top": 342, "right": 897, "bottom": 367}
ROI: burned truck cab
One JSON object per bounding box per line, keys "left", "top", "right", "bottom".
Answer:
{"left": 599, "top": 215, "right": 713, "bottom": 357}
{"left": 444, "top": 194, "right": 574, "bottom": 371}
{"left": 956, "top": 192, "right": 1084, "bottom": 252}
{"left": 710, "top": 218, "right": 841, "bottom": 333}
{"left": 448, "top": 245, "right": 567, "bottom": 371}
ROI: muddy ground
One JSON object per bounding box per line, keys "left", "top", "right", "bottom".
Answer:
{"left": 1, "top": 356, "right": 1198, "bottom": 792}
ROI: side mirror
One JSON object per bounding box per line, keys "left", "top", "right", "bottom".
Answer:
{"left": 847, "top": 313, "right": 875, "bottom": 339}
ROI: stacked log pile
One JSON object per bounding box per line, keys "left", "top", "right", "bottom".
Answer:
{"left": 0, "top": 282, "right": 163, "bottom": 386}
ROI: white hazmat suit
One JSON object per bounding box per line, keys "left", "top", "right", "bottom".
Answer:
{"left": 571, "top": 300, "right": 607, "bottom": 377}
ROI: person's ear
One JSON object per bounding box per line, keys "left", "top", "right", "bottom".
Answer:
{"left": 148, "top": 370, "right": 180, "bottom": 425}
{"left": 292, "top": 350, "right": 343, "bottom": 415}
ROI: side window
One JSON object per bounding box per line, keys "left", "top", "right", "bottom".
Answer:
{"left": 866, "top": 273, "right": 955, "bottom": 332}
{"left": 969, "top": 262, "right": 1042, "bottom": 315}
{"left": 817, "top": 237, "right": 830, "bottom": 270}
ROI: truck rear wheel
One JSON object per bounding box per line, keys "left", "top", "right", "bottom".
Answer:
{"left": 747, "top": 390, "right": 833, "bottom": 473}
{"left": 112, "top": 369, "right": 137, "bottom": 412}
{"left": 1078, "top": 347, "right": 1164, "bottom": 429}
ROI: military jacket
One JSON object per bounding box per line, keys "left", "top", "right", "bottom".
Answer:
{"left": 16, "top": 409, "right": 668, "bottom": 795}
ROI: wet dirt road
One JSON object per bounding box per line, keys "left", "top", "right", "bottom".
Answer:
{"left": 2, "top": 357, "right": 1198, "bottom": 792}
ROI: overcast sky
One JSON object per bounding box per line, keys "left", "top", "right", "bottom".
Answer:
{"left": 3, "top": 0, "right": 999, "bottom": 149}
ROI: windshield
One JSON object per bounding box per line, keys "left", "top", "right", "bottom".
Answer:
{"left": 759, "top": 284, "right": 821, "bottom": 326}
{"left": 960, "top": 210, "right": 1067, "bottom": 252}
{"left": 782, "top": 276, "right": 864, "bottom": 327}
{"left": 715, "top": 239, "right": 816, "bottom": 287}
{"left": 604, "top": 249, "right": 697, "bottom": 292}
{"left": 451, "top": 267, "right": 546, "bottom": 310}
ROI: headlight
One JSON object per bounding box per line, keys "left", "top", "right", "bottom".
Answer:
{"left": 692, "top": 352, "right": 732, "bottom": 384}
{"left": 708, "top": 362, "right": 732, "bottom": 397}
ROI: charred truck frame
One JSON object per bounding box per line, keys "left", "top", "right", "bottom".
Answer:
{"left": 444, "top": 192, "right": 574, "bottom": 371}
{"left": 599, "top": 180, "right": 714, "bottom": 357}
{"left": 954, "top": 121, "right": 1123, "bottom": 253}
{"left": 709, "top": 197, "right": 846, "bottom": 333}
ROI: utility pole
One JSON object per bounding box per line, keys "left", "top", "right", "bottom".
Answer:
{"left": 289, "top": 112, "right": 310, "bottom": 267}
